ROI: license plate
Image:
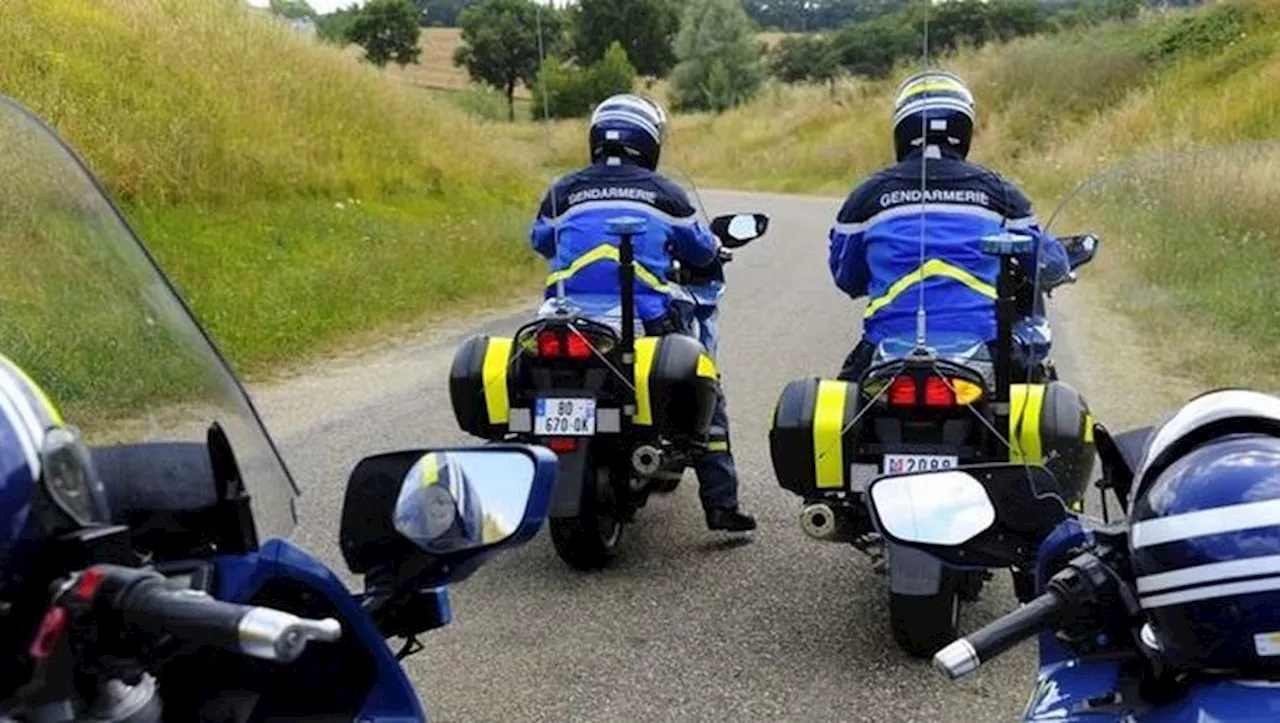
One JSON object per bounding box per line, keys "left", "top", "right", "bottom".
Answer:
{"left": 534, "top": 398, "right": 596, "bottom": 436}
{"left": 882, "top": 454, "right": 958, "bottom": 475}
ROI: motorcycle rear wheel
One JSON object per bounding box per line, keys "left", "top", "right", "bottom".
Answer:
{"left": 888, "top": 572, "right": 961, "bottom": 658}
{"left": 549, "top": 464, "right": 623, "bottom": 570}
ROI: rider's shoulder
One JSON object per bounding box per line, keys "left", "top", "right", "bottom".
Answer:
{"left": 962, "top": 160, "right": 1031, "bottom": 195}
{"left": 647, "top": 173, "right": 698, "bottom": 216}
{"left": 838, "top": 169, "right": 895, "bottom": 217}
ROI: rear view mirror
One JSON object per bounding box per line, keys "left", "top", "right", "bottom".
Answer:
{"left": 1063, "top": 233, "right": 1100, "bottom": 269}
{"left": 394, "top": 449, "right": 532, "bottom": 553}
{"left": 339, "top": 443, "right": 556, "bottom": 582}
{"left": 865, "top": 464, "right": 1069, "bottom": 569}
{"left": 870, "top": 471, "right": 995, "bottom": 546}
{"left": 711, "top": 213, "right": 769, "bottom": 248}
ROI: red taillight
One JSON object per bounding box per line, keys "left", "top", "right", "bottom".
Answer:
{"left": 924, "top": 377, "right": 956, "bottom": 407}
{"left": 536, "top": 329, "right": 562, "bottom": 358}
{"left": 887, "top": 376, "right": 917, "bottom": 406}
{"left": 565, "top": 333, "right": 592, "bottom": 359}
{"left": 546, "top": 437, "right": 578, "bottom": 452}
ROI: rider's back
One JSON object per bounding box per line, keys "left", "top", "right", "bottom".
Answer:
{"left": 832, "top": 151, "right": 1039, "bottom": 344}
{"left": 531, "top": 161, "right": 708, "bottom": 323}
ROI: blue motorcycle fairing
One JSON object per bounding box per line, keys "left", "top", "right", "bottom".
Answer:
{"left": 1027, "top": 662, "right": 1280, "bottom": 721}
{"left": 1023, "top": 657, "right": 1127, "bottom": 722}
{"left": 1013, "top": 316, "right": 1052, "bottom": 369}
{"left": 215, "top": 537, "right": 435, "bottom": 722}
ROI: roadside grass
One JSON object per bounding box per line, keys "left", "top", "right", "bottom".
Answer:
{"left": 131, "top": 194, "right": 544, "bottom": 375}
{"left": 0, "top": 0, "right": 544, "bottom": 422}
{"left": 1044, "top": 143, "right": 1280, "bottom": 391}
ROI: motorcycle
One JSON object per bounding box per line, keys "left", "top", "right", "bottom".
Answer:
{"left": 768, "top": 150, "right": 1102, "bottom": 657}
{"left": 863, "top": 445, "right": 1280, "bottom": 721}
{"left": 863, "top": 142, "right": 1280, "bottom": 720}
{"left": 447, "top": 178, "right": 768, "bottom": 570}
{"left": 0, "top": 94, "right": 558, "bottom": 722}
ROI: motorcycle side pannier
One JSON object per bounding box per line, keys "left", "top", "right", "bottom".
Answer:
{"left": 769, "top": 377, "right": 859, "bottom": 496}
{"left": 1010, "top": 381, "right": 1095, "bottom": 507}
{"left": 449, "top": 334, "right": 514, "bottom": 440}
{"left": 634, "top": 335, "right": 719, "bottom": 442}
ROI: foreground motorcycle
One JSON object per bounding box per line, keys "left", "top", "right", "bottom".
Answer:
{"left": 449, "top": 192, "right": 768, "bottom": 569}
{"left": 0, "top": 95, "right": 557, "bottom": 722}
{"left": 864, "top": 406, "right": 1280, "bottom": 721}
{"left": 863, "top": 141, "right": 1280, "bottom": 720}
{"left": 770, "top": 157, "right": 1103, "bottom": 656}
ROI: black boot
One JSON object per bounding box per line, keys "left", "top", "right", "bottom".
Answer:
{"left": 706, "top": 506, "right": 757, "bottom": 532}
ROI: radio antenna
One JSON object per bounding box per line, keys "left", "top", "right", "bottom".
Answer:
{"left": 913, "top": 0, "right": 933, "bottom": 350}
{"left": 534, "top": 4, "right": 566, "bottom": 302}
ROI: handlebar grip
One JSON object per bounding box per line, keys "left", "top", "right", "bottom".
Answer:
{"left": 84, "top": 566, "right": 342, "bottom": 663}
{"left": 117, "top": 579, "right": 249, "bottom": 651}
{"left": 933, "top": 591, "right": 1065, "bottom": 680}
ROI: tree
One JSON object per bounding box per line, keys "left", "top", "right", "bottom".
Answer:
{"left": 769, "top": 34, "right": 841, "bottom": 88}
{"left": 345, "top": 0, "right": 423, "bottom": 67}
{"left": 532, "top": 41, "right": 637, "bottom": 119}
{"left": 454, "top": 0, "right": 566, "bottom": 122}
{"left": 571, "top": 0, "right": 680, "bottom": 78}
{"left": 269, "top": 0, "right": 316, "bottom": 20}
{"left": 669, "top": 0, "right": 765, "bottom": 112}
{"left": 829, "top": 14, "right": 918, "bottom": 79}
{"left": 316, "top": 4, "right": 359, "bottom": 44}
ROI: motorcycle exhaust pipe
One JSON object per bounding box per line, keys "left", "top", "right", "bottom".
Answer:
{"left": 800, "top": 503, "right": 855, "bottom": 543}
{"left": 632, "top": 445, "right": 662, "bottom": 476}
{"left": 633, "top": 444, "right": 683, "bottom": 484}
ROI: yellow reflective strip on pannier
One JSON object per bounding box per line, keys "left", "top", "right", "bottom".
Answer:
{"left": 1009, "top": 384, "right": 1045, "bottom": 463}
{"left": 482, "top": 338, "right": 513, "bottom": 424}
{"left": 814, "top": 380, "right": 849, "bottom": 489}
{"left": 633, "top": 337, "right": 659, "bottom": 426}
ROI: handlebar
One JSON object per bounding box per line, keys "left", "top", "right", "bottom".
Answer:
{"left": 61, "top": 565, "right": 342, "bottom": 663}
{"left": 668, "top": 249, "right": 732, "bottom": 287}
{"left": 933, "top": 590, "right": 1066, "bottom": 679}
{"left": 933, "top": 548, "right": 1116, "bottom": 680}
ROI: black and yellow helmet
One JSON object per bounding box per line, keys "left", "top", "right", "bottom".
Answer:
{"left": 892, "top": 70, "right": 976, "bottom": 162}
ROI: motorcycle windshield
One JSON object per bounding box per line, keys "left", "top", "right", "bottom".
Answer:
{"left": 0, "top": 96, "right": 298, "bottom": 539}
{"left": 1016, "top": 141, "right": 1280, "bottom": 515}
{"left": 666, "top": 166, "right": 723, "bottom": 304}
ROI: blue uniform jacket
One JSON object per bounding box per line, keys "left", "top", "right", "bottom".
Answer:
{"left": 829, "top": 150, "right": 1070, "bottom": 345}
{"left": 530, "top": 161, "right": 718, "bottom": 323}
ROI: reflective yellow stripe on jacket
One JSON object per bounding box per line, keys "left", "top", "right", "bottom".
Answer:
{"left": 864, "top": 259, "right": 997, "bottom": 318}
{"left": 419, "top": 453, "right": 440, "bottom": 487}
{"left": 545, "top": 244, "right": 670, "bottom": 294}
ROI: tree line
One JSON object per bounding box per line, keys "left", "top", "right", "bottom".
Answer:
{"left": 269, "top": 0, "right": 1171, "bottom": 123}
{"left": 770, "top": 0, "right": 1149, "bottom": 86}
